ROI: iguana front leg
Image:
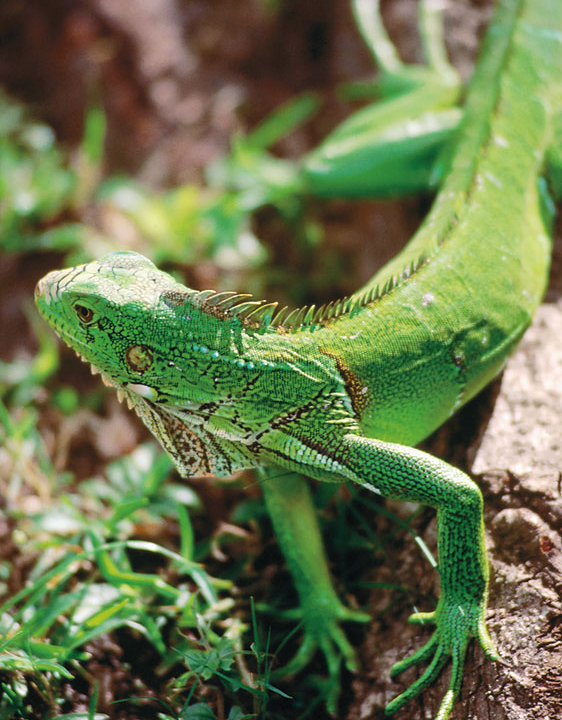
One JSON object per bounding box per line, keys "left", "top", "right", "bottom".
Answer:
{"left": 340, "top": 434, "right": 497, "bottom": 718}
{"left": 259, "top": 426, "right": 497, "bottom": 719}
{"left": 260, "top": 468, "right": 369, "bottom": 710}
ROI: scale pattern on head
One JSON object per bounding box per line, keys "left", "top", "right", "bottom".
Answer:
{"left": 34, "top": 251, "right": 275, "bottom": 477}
{"left": 35, "top": 251, "right": 182, "bottom": 384}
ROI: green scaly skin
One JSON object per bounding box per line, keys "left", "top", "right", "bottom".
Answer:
{"left": 35, "top": 0, "right": 562, "bottom": 717}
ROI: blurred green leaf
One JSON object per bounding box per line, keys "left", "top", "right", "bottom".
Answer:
{"left": 244, "top": 92, "right": 319, "bottom": 151}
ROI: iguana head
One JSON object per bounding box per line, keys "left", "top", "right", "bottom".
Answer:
{"left": 35, "top": 251, "right": 352, "bottom": 476}
{"left": 34, "top": 251, "right": 253, "bottom": 406}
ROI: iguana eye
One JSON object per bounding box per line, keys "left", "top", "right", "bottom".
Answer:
{"left": 74, "top": 303, "right": 95, "bottom": 324}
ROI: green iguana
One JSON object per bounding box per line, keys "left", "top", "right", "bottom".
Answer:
{"left": 35, "top": 0, "right": 562, "bottom": 717}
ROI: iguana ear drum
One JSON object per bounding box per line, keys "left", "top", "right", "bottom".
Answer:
{"left": 126, "top": 345, "right": 153, "bottom": 373}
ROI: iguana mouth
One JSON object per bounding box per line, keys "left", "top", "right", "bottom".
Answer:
{"left": 65, "top": 347, "right": 138, "bottom": 410}
{"left": 91, "top": 363, "right": 156, "bottom": 409}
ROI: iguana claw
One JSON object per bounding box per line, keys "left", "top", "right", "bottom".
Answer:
{"left": 272, "top": 603, "right": 369, "bottom": 712}
{"left": 385, "top": 602, "right": 498, "bottom": 719}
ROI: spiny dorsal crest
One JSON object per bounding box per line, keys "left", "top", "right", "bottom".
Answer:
{"left": 162, "top": 253, "right": 426, "bottom": 331}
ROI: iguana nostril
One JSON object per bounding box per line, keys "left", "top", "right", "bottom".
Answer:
{"left": 34, "top": 278, "right": 45, "bottom": 299}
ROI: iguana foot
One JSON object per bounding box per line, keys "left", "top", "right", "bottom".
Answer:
{"left": 271, "top": 602, "right": 370, "bottom": 712}
{"left": 385, "top": 602, "right": 498, "bottom": 720}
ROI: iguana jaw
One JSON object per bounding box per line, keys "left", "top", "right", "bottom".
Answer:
{"left": 66, "top": 343, "right": 147, "bottom": 411}
{"left": 88, "top": 361, "right": 145, "bottom": 409}
{"left": 68, "top": 345, "right": 159, "bottom": 411}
